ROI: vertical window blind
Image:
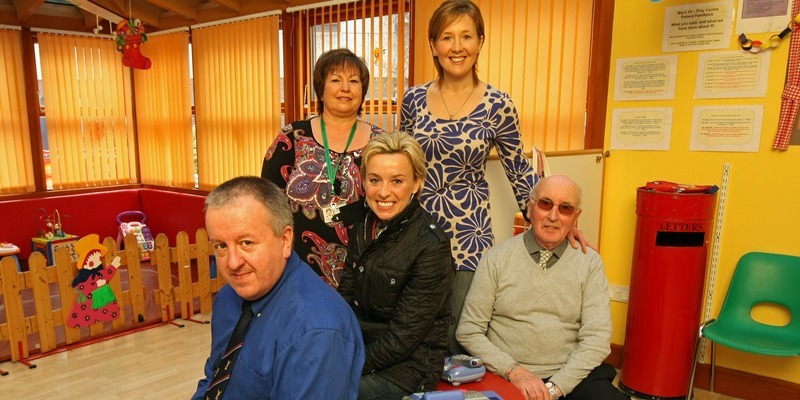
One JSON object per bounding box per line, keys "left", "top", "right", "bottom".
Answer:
{"left": 37, "top": 32, "right": 137, "bottom": 189}
{"left": 0, "top": 26, "right": 35, "bottom": 194}
{"left": 133, "top": 30, "right": 196, "bottom": 189}
{"left": 192, "top": 15, "right": 282, "bottom": 191}
{"left": 8, "top": 0, "right": 596, "bottom": 196}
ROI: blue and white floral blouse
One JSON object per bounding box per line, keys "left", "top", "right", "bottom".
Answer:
{"left": 400, "top": 83, "right": 537, "bottom": 271}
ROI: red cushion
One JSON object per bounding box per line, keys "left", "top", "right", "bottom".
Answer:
{"left": 436, "top": 372, "right": 524, "bottom": 399}
{"left": 0, "top": 190, "right": 140, "bottom": 259}
{"left": 0, "top": 188, "right": 206, "bottom": 260}
{"left": 138, "top": 189, "right": 206, "bottom": 246}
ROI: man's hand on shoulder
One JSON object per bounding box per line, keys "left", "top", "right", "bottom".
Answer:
{"left": 507, "top": 366, "right": 552, "bottom": 400}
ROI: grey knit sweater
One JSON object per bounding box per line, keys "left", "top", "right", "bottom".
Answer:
{"left": 456, "top": 230, "right": 612, "bottom": 395}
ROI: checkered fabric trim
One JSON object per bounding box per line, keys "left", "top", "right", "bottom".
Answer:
{"left": 774, "top": 0, "right": 800, "bottom": 150}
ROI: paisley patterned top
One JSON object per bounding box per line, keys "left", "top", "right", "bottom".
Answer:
{"left": 261, "top": 119, "right": 383, "bottom": 287}
{"left": 400, "top": 83, "right": 536, "bottom": 271}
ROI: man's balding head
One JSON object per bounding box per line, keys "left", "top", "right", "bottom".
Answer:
{"left": 527, "top": 175, "right": 582, "bottom": 250}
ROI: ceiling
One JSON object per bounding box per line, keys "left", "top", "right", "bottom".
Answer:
{"left": 0, "top": 0, "right": 324, "bottom": 33}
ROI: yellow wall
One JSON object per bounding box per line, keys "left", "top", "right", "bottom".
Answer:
{"left": 602, "top": 0, "right": 800, "bottom": 384}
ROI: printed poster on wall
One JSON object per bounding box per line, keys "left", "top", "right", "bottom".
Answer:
{"left": 690, "top": 105, "right": 763, "bottom": 152}
{"left": 695, "top": 51, "right": 770, "bottom": 98}
{"left": 611, "top": 108, "right": 673, "bottom": 151}
{"left": 614, "top": 55, "right": 678, "bottom": 101}
{"left": 663, "top": 1, "right": 734, "bottom": 52}
{"left": 736, "top": 0, "right": 791, "bottom": 34}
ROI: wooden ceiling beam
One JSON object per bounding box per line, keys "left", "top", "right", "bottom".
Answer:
{"left": 64, "top": 0, "right": 123, "bottom": 25}
{"left": 182, "top": 1, "right": 286, "bottom": 26}
{"left": 147, "top": 0, "right": 201, "bottom": 21}
{"left": 75, "top": 8, "right": 117, "bottom": 32}
{"left": 135, "top": 5, "right": 163, "bottom": 27}
{"left": 210, "top": 0, "right": 240, "bottom": 13}
{"left": 1, "top": 0, "right": 333, "bottom": 33}
{"left": 126, "top": 1, "right": 162, "bottom": 28}
{"left": 25, "top": 2, "right": 82, "bottom": 19}
{"left": 89, "top": 0, "right": 161, "bottom": 28}
{"left": 13, "top": 0, "right": 45, "bottom": 21}
{"left": 284, "top": 0, "right": 328, "bottom": 9}
{"left": 109, "top": 0, "right": 124, "bottom": 11}
{"left": 238, "top": 0, "right": 291, "bottom": 14}
{"left": 77, "top": 8, "right": 99, "bottom": 30}
{"left": 21, "top": 12, "right": 88, "bottom": 31}
{"left": 89, "top": 0, "right": 125, "bottom": 17}
{"left": 0, "top": 9, "right": 20, "bottom": 27}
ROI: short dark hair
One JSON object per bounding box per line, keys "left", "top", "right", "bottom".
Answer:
{"left": 312, "top": 48, "right": 371, "bottom": 115}
{"left": 205, "top": 176, "right": 293, "bottom": 236}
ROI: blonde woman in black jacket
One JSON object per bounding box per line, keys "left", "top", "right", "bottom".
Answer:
{"left": 338, "top": 131, "right": 454, "bottom": 400}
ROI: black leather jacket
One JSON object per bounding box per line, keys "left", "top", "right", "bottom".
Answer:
{"left": 339, "top": 199, "right": 454, "bottom": 393}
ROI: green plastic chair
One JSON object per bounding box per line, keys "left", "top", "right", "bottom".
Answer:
{"left": 687, "top": 252, "right": 800, "bottom": 398}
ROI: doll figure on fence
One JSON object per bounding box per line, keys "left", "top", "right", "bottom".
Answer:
{"left": 67, "top": 234, "right": 122, "bottom": 328}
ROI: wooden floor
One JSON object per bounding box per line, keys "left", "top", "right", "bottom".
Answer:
{"left": 1, "top": 314, "right": 213, "bottom": 399}
{"left": 0, "top": 313, "right": 741, "bottom": 399}
{"left": 621, "top": 377, "right": 741, "bottom": 400}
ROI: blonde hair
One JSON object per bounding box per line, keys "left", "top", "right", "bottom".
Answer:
{"left": 361, "top": 132, "right": 426, "bottom": 197}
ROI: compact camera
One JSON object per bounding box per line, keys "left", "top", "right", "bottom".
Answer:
{"left": 441, "top": 355, "right": 486, "bottom": 386}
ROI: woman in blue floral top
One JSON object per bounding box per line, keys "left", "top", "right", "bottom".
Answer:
{"left": 400, "top": 0, "right": 537, "bottom": 353}
{"left": 401, "top": 0, "right": 536, "bottom": 273}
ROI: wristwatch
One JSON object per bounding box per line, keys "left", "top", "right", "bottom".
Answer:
{"left": 545, "top": 381, "right": 559, "bottom": 399}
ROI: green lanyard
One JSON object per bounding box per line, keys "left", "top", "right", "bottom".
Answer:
{"left": 320, "top": 117, "right": 358, "bottom": 197}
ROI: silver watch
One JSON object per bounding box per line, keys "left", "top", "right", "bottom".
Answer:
{"left": 545, "top": 381, "right": 559, "bottom": 399}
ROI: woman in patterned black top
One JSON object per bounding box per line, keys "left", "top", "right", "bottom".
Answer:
{"left": 262, "top": 49, "right": 383, "bottom": 288}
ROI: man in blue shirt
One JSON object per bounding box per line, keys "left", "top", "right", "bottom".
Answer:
{"left": 192, "top": 176, "right": 365, "bottom": 399}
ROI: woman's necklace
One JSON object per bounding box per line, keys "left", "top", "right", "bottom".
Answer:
{"left": 320, "top": 117, "right": 357, "bottom": 197}
{"left": 440, "top": 84, "right": 477, "bottom": 120}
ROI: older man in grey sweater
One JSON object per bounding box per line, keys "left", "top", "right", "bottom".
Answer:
{"left": 457, "top": 175, "right": 627, "bottom": 400}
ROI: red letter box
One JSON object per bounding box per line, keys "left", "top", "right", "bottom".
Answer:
{"left": 620, "top": 183, "right": 717, "bottom": 398}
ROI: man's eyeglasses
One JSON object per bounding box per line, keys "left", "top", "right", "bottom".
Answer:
{"left": 532, "top": 198, "right": 579, "bottom": 216}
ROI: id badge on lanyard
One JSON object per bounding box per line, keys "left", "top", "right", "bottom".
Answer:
{"left": 322, "top": 198, "right": 348, "bottom": 224}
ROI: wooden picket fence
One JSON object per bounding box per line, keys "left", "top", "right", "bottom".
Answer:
{"left": 0, "top": 229, "right": 222, "bottom": 366}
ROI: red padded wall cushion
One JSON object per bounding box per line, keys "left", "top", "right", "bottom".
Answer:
{"left": 137, "top": 189, "right": 206, "bottom": 246}
{"left": 0, "top": 190, "right": 140, "bottom": 259}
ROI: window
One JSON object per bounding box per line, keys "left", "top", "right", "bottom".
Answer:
{"left": 132, "top": 30, "right": 196, "bottom": 189}
{"left": 5, "top": 0, "right": 609, "bottom": 196}
{"left": 36, "top": 32, "right": 138, "bottom": 190}
{"left": 0, "top": 26, "right": 35, "bottom": 194}
{"left": 191, "top": 15, "right": 283, "bottom": 190}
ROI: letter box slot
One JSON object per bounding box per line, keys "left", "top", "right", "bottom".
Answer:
{"left": 655, "top": 231, "right": 705, "bottom": 247}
